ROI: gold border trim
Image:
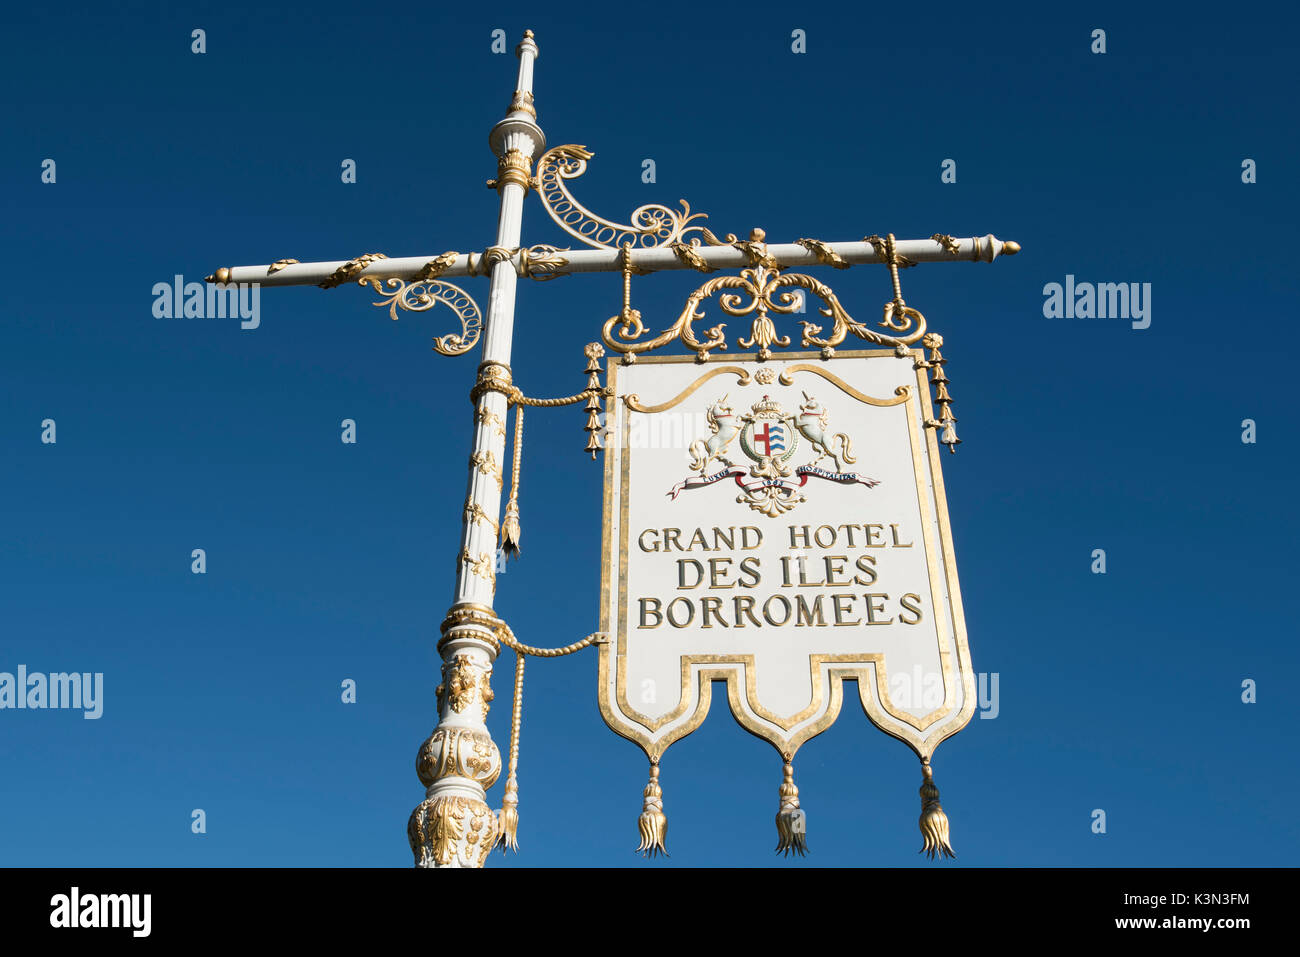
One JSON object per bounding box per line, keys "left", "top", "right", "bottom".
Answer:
{"left": 624, "top": 365, "right": 753, "bottom": 413}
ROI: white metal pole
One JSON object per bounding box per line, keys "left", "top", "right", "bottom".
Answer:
{"left": 406, "top": 30, "right": 544, "bottom": 869}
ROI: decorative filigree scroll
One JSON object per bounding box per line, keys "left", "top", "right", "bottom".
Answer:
{"left": 360, "top": 277, "right": 483, "bottom": 356}
{"left": 535, "top": 145, "right": 709, "bottom": 250}
{"left": 602, "top": 259, "right": 928, "bottom": 361}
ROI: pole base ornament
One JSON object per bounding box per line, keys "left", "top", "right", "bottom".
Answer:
{"left": 408, "top": 794, "right": 499, "bottom": 869}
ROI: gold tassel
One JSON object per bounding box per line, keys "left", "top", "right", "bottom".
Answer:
{"left": 774, "top": 759, "right": 808, "bottom": 857}
{"left": 918, "top": 759, "right": 955, "bottom": 860}
{"left": 500, "top": 406, "right": 523, "bottom": 557}
{"left": 497, "top": 777, "right": 519, "bottom": 853}
{"left": 636, "top": 762, "right": 668, "bottom": 858}
{"left": 496, "top": 652, "right": 525, "bottom": 853}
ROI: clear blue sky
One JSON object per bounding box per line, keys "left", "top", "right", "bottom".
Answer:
{"left": 1, "top": 1, "right": 1296, "bottom": 867}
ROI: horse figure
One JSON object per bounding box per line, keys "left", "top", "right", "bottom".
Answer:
{"left": 688, "top": 394, "right": 740, "bottom": 473}
{"left": 795, "top": 392, "right": 857, "bottom": 472}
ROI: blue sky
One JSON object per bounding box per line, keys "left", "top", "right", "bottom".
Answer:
{"left": 1, "top": 1, "right": 1296, "bottom": 866}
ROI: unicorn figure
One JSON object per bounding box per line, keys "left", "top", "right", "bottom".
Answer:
{"left": 795, "top": 392, "right": 857, "bottom": 472}
{"left": 688, "top": 394, "right": 740, "bottom": 473}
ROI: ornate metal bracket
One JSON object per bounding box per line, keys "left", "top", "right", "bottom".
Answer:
{"left": 360, "top": 276, "right": 484, "bottom": 357}
{"left": 601, "top": 230, "right": 929, "bottom": 361}
{"left": 535, "top": 144, "right": 710, "bottom": 249}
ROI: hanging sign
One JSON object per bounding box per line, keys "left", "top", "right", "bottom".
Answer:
{"left": 598, "top": 349, "right": 974, "bottom": 856}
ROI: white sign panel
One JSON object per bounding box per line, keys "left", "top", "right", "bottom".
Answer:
{"left": 598, "top": 350, "right": 975, "bottom": 761}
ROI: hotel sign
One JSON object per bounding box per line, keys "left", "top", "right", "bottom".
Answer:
{"left": 598, "top": 351, "right": 976, "bottom": 763}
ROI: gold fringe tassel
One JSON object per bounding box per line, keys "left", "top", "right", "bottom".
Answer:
{"left": 774, "top": 759, "right": 808, "bottom": 857}
{"left": 495, "top": 651, "right": 525, "bottom": 853}
{"left": 498, "top": 779, "right": 519, "bottom": 853}
{"left": 500, "top": 406, "right": 523, "bottom": 557}
{"left": 583, "top": 343, "right": 604, "bottom": 459}
{"left": 918, "top": 759, "right": 955, "bottom": 860}
{"left": 636, "top": 762, "right": 668, "bottom": 858}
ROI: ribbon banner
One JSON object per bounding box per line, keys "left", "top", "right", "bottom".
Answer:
{"left": 599, "top": 350, "right": 975, "bottom": 858}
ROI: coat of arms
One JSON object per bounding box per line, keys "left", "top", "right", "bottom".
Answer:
{"left": 671, "top": 392, "right": 880, "bottom": 516}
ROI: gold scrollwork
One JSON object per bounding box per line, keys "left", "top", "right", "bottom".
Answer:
{"left": 603, "top": 262, "right": 927, "bottom": 361}
{"left": 624, "top": 366, "right": 753, "bottom": 414}
{"left": 535, "top": 144, "right": 709, "bottom": 250}
{"left": 361, "top": 277, "right": 483, "bottom": 357}
{"left": 267, "top": 258, "right": 299, "bottom": 275}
